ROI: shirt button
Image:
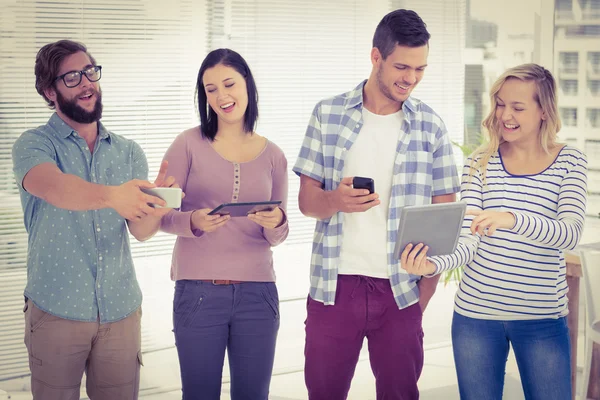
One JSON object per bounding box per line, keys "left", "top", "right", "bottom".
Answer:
{"left": 96, "top": 228, "right": 101, "bottom": 232}
{"left": 99, "top": 256, "right": 103, "bottom": 261}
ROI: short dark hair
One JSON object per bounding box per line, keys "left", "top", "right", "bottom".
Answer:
{"left": 35, "top": 40, "right": 97, "bottom": 109}
{"left": 196, "top": 48, "right": 259, "bottom": 141}
{"left": 372, "top": 9, "right": 430, "bottom": 59}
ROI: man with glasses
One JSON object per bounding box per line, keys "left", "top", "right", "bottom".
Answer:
{"left": 11, "top": 39, "right": 178, "bottom": 399}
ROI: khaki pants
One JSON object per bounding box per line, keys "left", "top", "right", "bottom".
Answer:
{"left": 23, "top": 300, "right": 142, "bottom": 400}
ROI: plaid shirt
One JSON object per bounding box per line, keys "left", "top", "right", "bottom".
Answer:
{"left": 293, "top": 80, "right": 460, "bottom": 309}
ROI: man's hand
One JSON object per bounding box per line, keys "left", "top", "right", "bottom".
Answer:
{"left": 467, "top": 209, "right": 515, "bottom": 236}
{"left": 399, "top": 243, "right": 439, "bottom": 313}
{"left": 247, "top": 207, "right": 285, "bottom": 229}
{"left": 400, "top": 243, "right": 436, "bottom": 276}
{"left": 191, "top": 209, "right": 230, "bottom": 233}
{"left": 330, "top": 176, "right": 380, "bottom": 213}
{"left": 106, "top": 179, "right": 165, "bottom": 220}
{"left": 148, "top": 160, "right": 184, "bottom": 218}
{"left": 124, "top": 161, "right": 184, "bottom": 241}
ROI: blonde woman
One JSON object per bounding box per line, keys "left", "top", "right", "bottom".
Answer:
{"left": 400, "top": 64, "right": 588, "bottom": 400}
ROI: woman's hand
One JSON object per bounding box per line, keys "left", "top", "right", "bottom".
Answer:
{"left": 191, "top": 208, "right": 230, "bottom": 232}
{"left": 247, "top": 207, "right": 285, "bottom": 229}
{"left": 467, "top": 210, "right": 515, "bottom": 236}
{"left": 400, "top": 243, "right": 436, "bottom": 276}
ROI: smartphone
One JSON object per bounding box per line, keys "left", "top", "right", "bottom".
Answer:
{"left": 140, "top": 187, "right": 182, "bottom": 208}
{"left": 352, "top": 176, "right": 375, "bottom": 194}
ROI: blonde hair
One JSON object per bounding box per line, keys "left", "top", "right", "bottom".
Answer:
{"left": 469, "top": 63, "right": 561, "bottom": 181}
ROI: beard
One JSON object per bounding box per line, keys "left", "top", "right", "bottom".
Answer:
{"left": 56, "top": 87, "right": 103, "bottom": 124}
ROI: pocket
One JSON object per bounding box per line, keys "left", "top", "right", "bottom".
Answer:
{"left": 407, "top": 151, "right": 433, "bottom": 194}
{"left": 137, "top": 350, "right": 144, "bottom": 367}
{"left": 261, "top": 284, "right": 279, "bottom": 319}
{"left": 181, "top": 294, "right": 205, "bottom": 329}
{"left": 29, "top": 302, "right": 52, "bottom": 333}
{"left": 25, "top": 302, "right": 48, "bottom": 367}
{"left": 173, "top": 281, "right": 187, "bottom": 313}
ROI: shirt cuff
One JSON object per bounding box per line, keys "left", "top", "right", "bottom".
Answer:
{"left": 263, "top": 209, "right": 289, "bottom": 245}
{"left": 510, "top": 211, "right": 523, "bottom": 232}
{"left": 426, "top": 257, "right": 443, "bottom": 277}
{"left": 160, "top": 210, "right": 204, "bottom": 238}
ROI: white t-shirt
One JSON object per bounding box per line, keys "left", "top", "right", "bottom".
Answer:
{"left": 338, "top": 107, "right": 403, "bottom": 278}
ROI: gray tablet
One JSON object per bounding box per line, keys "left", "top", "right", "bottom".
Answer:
{"left": 208, "top": 201, "right": 282, "bottom": 217}
{"left": 393, "top": 202, "right": 467, "bottom": 258}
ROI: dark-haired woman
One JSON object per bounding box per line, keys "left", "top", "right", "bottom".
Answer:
{"left": 159, "top": 48, "right": 289, "bottom": 400}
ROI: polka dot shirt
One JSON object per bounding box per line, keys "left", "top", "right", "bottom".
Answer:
{"left": 12, "top": 113, "right": 147, "bottom": 323}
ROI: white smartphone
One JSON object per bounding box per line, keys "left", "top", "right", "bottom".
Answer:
{"left": 141, "top": 187, "right": 182, "bottom": 208}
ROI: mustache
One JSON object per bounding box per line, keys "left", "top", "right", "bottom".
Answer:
{"left": 77, "top": 88, "right": 99, "bottom": 97}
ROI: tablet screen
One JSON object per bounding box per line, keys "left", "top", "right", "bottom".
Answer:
{"left": 393, "top": 202, "right": 467, "bottom": 258}
{"left": 208, "top": 201, "right": 282, "bottom": 217}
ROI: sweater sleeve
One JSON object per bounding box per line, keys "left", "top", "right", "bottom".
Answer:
{"left": 510, "top": 152, "right": 588, "bottom": 251}
{"left": 263, "top": 147, "right": 289, "bottom": 246}
{"left": 428, "top": 160, "right": 483, "bottom": 275}
{"left": 159, "top": 132, "right": 203, "bottom": 238}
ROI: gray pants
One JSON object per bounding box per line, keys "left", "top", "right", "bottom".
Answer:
{"left": 23, "top": 300, "right": 142, "bottom": 400}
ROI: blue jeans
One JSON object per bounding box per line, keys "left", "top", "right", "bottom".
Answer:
{"left": 452, "top": 312, "right": 571, "bottom": 400}
{"left": 173, "top": 280, "right": 280, "bottom": 400}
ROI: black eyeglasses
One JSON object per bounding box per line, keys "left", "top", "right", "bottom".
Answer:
{"left": 54, "top": 65, "right": 102, "bottom": 88}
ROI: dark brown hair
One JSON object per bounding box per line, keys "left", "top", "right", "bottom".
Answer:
{"left": 196, "top": 48, "right": 259, "bottom": 141}
{"left": 373, "top": 9, "right": 430, "bottom": 59}
{"left": 35, "top": 40, "right": 97, "bottom": 108}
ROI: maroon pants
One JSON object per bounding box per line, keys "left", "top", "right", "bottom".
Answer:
{"left": 304, "top": 275, "right": 424, "bottom": 400}
{"left": 23, "top": 300, "right": 142, "bottom": 400}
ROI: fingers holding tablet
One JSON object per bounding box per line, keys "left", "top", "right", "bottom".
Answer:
{"left": 400, "top": 243, "right": 436, "bottom": 276}
{"left": 247, "top": 206, "right": 285, "bottom": 229}
{"left": 191, "top": 208, "right": 230, "bottom": 232}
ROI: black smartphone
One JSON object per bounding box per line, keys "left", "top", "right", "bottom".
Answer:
{"left": 352, "top": 176, "right": 375, "bottom": 194}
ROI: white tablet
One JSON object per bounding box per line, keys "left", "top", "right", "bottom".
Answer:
{"left": 393, "top": 202, "right": 467, "bottom": 258}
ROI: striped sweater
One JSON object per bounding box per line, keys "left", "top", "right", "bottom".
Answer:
{"left": 430, "top": 146, "right": 588, "bottom": 320}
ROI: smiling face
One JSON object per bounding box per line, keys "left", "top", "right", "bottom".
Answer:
{"left": 45, "top": 51, "right": 102, "bottom": 124}
{"left": 495, "top": 78, "right": 546, "bottom": 145}
{"left": 202, "top": 63, "right": 249, "bottom": 128}
{"left": 373, "top": 44, "right": 428, "bottom": 104}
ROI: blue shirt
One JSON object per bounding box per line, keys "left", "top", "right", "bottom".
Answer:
{"left": 12, "top": 113, "right": 148, "bottom": 323}
{"left": 293, "top": 81, "right": 460, "bottom": 309}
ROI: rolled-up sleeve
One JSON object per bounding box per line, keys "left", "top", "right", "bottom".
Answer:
{"left": 12, "top": 130, "right": 57, "bottom": 190}
{"left": 293, "top": 103, "right": 325, "bottom": 183}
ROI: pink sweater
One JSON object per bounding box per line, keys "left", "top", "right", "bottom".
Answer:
{"left": 160, "top": 127, "right": 289, "bottom": 282}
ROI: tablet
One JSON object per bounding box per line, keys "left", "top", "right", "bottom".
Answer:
{"left": 208, "top": 201, "right": 282, "bottom": 217}
{"left": 393, "top": 202, "right": 467, "bottom": 258}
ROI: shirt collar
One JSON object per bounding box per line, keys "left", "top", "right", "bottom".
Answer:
{"left": 345, "top": 79, "right": 418, "bottom": 115}
{"left": 49, "top": 112, "right": 111, "bottom": 143}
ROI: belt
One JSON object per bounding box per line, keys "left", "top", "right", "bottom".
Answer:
{"left": 200, "top": 279, "right": 245, "bottom": 285}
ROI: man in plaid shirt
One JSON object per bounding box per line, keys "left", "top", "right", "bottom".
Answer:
{"left": 293, "top": 9, "right": 460, "bottom": 400}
